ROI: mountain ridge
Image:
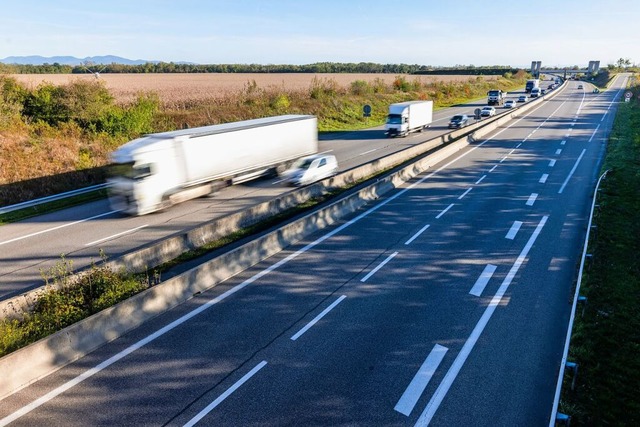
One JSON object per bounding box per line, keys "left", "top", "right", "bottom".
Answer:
{"left": 0, "top": 55, "right": 165, "bottom": 65}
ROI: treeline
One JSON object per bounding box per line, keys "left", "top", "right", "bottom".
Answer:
{"left": 0, "top": 61, "right": 517, "bottom": 75}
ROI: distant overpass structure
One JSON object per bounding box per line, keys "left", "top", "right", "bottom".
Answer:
{"left": 540, "top": 60, "right": 601, "bottom": 78}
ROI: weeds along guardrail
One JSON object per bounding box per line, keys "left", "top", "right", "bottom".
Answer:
{"left": 0, "top": 81, "right": 569, "bottom": 398}
{"left": 0, "top": 81, "right": 567, "bottom": 320}
{"left": 549, "top": 169, "right": 610, "bottom": 426}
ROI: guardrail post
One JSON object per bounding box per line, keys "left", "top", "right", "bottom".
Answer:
{"left": 556, "top": 412, "right": 571, "bottom": 426}
{"left": 578, "top": 295, "right": 587, "bottom": 317}
{"left": 566, "top": 361, "right": 579, "bottom": 391}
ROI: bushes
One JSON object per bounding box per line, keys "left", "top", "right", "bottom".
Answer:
{"left": 0, "top": 255, "right": 151, "bottom": 357}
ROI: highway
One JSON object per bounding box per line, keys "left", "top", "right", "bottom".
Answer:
{"left": 0, "top": 75, "right": 628, "bottom": 425}
{"left": 1, "top": 92, "right": 525, "bottom": 299}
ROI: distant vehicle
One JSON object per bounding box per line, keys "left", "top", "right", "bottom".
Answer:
{"left": 578, "top": 84, "right": 584, "bottom": 89}
{"left": 283, "top": 153, "right": 338, "bottom": 186}
{"left": 504, "top": 99, "right": 516, "bottom": 109}
{"left": 525, "top": 79, "right": 540, "bottom": 93}
{"left": 448, "top": 114, "right": 470, "bottom": 129}
{"left": 480, "top": 106, "right": 496, "bottom": 117}
{"left": 108, "top": 115, "right": 318, "bottom": 215}
{"left": 530, "top": 87, "right": 542, "bottom": 98}
{"left": 487, "top": 89, "right": 507, "bottom": 106}
{"left": 593, "top": 88, "right": 600, "bottom": 93}
{"left": 385, "top": 101, "right": 433, "bottom": 137}
{"left": 548, "top": 84, "right": 555, "bottom": 90}
{"left": 518, "top": 95, "right": 529, "bottom": 103}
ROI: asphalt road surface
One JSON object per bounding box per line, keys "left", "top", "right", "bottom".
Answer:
{"left": 0, "top": 89, "right": 529, "bottom": 299}
{"left": 0, "top": 75, "right": 628, "bottom": 425}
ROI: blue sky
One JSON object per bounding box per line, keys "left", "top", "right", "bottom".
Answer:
{"left": 1, "top": 0, "right": 638, "bottom": 67}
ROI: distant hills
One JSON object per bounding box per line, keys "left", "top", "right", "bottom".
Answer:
{"left": 0, "top": 55, "right": 160, "bottom": 65}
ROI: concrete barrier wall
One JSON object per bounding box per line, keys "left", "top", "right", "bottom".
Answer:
{"left": 0, "top": 133, "right": 472, "bottom": 399}
{"left": 0, "top": 82, "right": 570, "bottom": 398}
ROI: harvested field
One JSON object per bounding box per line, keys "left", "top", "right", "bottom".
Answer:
{"left": 9, "top": 73, "right": 498, "bottom": 105}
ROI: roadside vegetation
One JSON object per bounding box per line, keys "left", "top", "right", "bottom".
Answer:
{"left": 559, "top": 77, "right": 640, "bottom": 425}
{"left": 0, "top": 254, "right": 152, "bottom": 357}
{"left": 1, "top": 70, "right": 529, "bottom": 206}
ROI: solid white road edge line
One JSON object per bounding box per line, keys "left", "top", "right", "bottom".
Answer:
{"left": 414, "top": 216, "right": 548, "bottom": 426}
{"left": 0, "top": 87, "right": 556, "bottom": 424}
{"left": 558, "top": 149, "right": 586, "bottom": 194}
{"left": 469, "top": 264, "right": 498, "bottom": 297}
{"left": 84, "top": 224, "right": 149, "bottom": 247}
{"left": 475, "top": 175, "right": 486, "bottom": 185}
{"left": 0, "top": 211, "right": 116, "bottom": 247}
{"left": 361, "top": 252, "right": 398, "bottom": 282}
{"left": 395, "top": 344, "right": 449, "bottom": 416}
{"left": 290, "top": 295, "right": 346, "bottom": 341}
{"left": 182, "top": 361, "right": 268, "bottom": 427}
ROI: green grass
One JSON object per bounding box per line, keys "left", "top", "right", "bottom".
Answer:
{"left": 558, "top": 81, "right": 640, "bottom": 425}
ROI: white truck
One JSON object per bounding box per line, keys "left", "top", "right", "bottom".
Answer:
{"left": 385, "top": 101, "right": 433, "bottom": 137}
{"left": 487, "top": 90, "right": 507, "bottom": 106}
{"left": 108, "top": 115, "right": 318, "bottom": 215}
{"left": 525, "top": 79, "right": 540, "bottom": 93}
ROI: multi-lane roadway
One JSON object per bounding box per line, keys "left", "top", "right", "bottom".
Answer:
{"left": 0, "top": 89, "right": 534, "bottom": 299}
{"left": 0, "top": 75, "right": 628, "bottom": 425}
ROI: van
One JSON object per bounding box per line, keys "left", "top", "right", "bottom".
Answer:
{"left": 283, "top": 154, "right": 338, "bottom": 186}
{"left": 530, "top": 88, "right": 542, "bottom": 98}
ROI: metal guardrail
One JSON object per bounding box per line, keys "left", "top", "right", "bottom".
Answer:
{"left": 549, "top": 169, "right": 610, "bottom": 426}
{"left": 0, "top": 184, "right": 108, "bottom": 215}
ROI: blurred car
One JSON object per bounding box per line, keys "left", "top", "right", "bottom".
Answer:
{"left": 578, "top": 84, "right": 584, "bottom": 89}
{"left": 504, "top": 99, "right": 516, "bottom": 109}
{"left": 518, "top": 95, "right": 528, "bottom": 103}
{"left": 283, "top": 154, "right": 338, "bottom": 186}
{"left": 448, "top": 114, "right": 469, "bottom": 129}
{"left": 480, "top": 106, "right": 496, "bottom": 117}
{"left": 593, "top": 88, "right": 600, "bottom": 93}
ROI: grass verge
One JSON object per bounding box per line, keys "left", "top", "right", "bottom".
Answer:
{"left": 558, "top": 81, "right": 640, "bottom": 425}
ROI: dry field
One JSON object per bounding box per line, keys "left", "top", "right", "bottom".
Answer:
{"left": 9, "top": 73, "right": 498, "bottom": 105}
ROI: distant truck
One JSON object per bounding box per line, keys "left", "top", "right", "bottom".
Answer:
{"left": 525, "top": 79, "right": 540, "bottom": 93}
{"left": 108, "top": 115, "right": 318, "bottom": 215}
{"left": 385, "top": 101, "right": 433, "bottom": 137}
{"left": 487, "top": 90, "right": 507, "bottom": 106}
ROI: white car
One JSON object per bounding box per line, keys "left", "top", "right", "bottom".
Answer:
{"left": 480, "top": 106, "right": 496, "bottom": 117}
{"left": 518, "top": 95, "right": 528, "bottom": 103}
{"left": 504, "top": 99, "right": 516, "bottom": 109}
{"left": 283, "top": 154, "right": 338, "bottom": 186}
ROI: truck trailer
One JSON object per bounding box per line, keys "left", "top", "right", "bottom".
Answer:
{"left": 487, "top": 90, "right": 507, "bottom": 106}
{"left": 385, "top": 101, "right": 433, "bottom": 137}
{"left": 525, "top": 79, "right": 540, "bottom": 93}
{"left": 108, "top": 115, "right": 318, "bottom": 215}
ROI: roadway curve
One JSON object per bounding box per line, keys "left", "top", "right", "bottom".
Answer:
{"left": 0, "top": 75, "right": 628, "bottom": 425}
{"left": 1, "top": 90, "right": 531, "bottom": 299}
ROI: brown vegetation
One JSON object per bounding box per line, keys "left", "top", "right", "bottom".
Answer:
{"left": 10, "top": 73, "right": 498, "bottom": 105}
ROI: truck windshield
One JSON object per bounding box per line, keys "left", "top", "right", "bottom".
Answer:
{"left": 386, "top": 114, "right": 403, "bottom": 124}
{"left": 488, "top": 91, "right": 500, "bottom": 96}
{"left": 109, "top": 162, "right": 153, "bottom": 180}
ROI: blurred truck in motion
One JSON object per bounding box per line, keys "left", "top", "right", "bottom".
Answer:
{"left": 525, "top": 79, "right": 540, "bottom": 93}
{"left": 108, "top": 115, "right": 318, "bottom": 215}
{"left": 385, "top": 101, "right": 433, "bottom": 137}
{"left": 487, "top": 89, "right": 506, "bottom": 106}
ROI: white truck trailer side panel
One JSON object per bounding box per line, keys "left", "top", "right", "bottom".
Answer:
{"left": 407, "top": 101, "right": 433, "bottom": 130}
{"left": 176, "top": 115, "right": 317, "bottom": 185}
